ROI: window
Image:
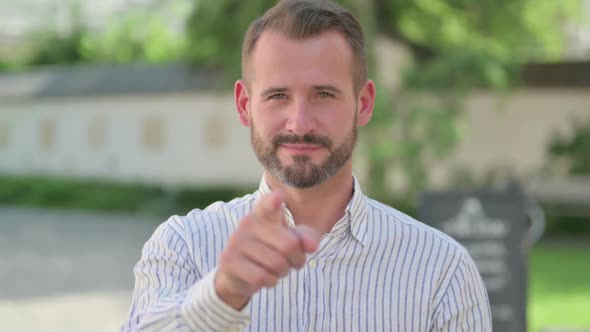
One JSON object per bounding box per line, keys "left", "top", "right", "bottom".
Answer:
{"left": 204, "top": 114, "right": 225, "bottom": 149}
{"left": 88, "top": 117, "right": 106, "bottom": 151}
{"left": 0, "top": 120, "right": 8, "bottom": 148}
{"left": 142, "top": 116, "right": 164, "bottom": 151}
{"left": 40, "top": 117, "right": 56, "bottom": 152}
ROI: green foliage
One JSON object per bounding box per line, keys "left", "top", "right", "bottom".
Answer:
{"left": 80, "top": 3, "right": 190, "bottom": 64}
{"left": 25, "top": 1, "right": 87, "bottom": 67}
{"left": 549, "top": 118, "right": 590, "bottom": 175}
{"left": 363, "top": 86, "right": 463, "bottom": 199}
{"left": 187, "top": 0, "right": 270, "bottom": 75}
{"left": 403, "top": 50, "right": 518, "bottom": 92}
{"left": 186, "top": 0, "right": 362, "bottom": 78}
{"left": 389, "top": 0, "right": 582, "bottom": 62}
{"left": 0, "top": 175, "right": 254, "bottom": 217}
{"left": 544, "top": 215, "right": 590, "bottom": 236}
{"left": 0, "top": 1, "right": 190, "bottom": 72}
{"left": 365, "top": 0, "right": 581, "bottom": 201}
{"left": 0, "top": 175, "right": 419, "bottom": 219}
{"left": 0, "top": 58, "right": 26, "bottom": 73}
{"left": 364, "top": 51, "right": 519, "bottom": 199}
{"left": 27, "top": 27, "right": 88, "bottom": 66}
{"left": 544, "top": 118, "right": 590, "bottom": 236}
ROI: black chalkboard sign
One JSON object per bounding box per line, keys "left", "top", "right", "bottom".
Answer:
{"left": 419, "top": 186, "right": 530, "bottom": 332}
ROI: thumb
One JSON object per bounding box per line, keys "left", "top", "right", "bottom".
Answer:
{"left": 292, "top": 225, "right": 320, "bottom": 253}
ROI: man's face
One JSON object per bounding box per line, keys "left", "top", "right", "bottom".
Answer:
{"left": 238, "top": 30, "right": 368, "bottom": 188}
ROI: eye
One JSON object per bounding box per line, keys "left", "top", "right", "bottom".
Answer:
{"left": 317, "top": 91, "right": 334, "bottom": 98}
{"left": 269, "top": 93, "right": 287, "bottom": 100}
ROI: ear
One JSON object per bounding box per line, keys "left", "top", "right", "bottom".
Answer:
{"left": 356, "top": 80, "right": 375, "bottom": 127}
{"left": 235, "top": 80, "right": 251, "bottom": 127}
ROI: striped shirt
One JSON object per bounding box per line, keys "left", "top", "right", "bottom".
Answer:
{"left": 121, "top": 176, "right": 492, "bottom": 331}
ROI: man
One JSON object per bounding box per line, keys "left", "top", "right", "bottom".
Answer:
{"left": 121, "top": 0, "right": 492, "bottom": 331}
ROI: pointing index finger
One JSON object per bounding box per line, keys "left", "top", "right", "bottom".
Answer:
{"left": 252, "top": 190, "right": 285, "bottom": 225}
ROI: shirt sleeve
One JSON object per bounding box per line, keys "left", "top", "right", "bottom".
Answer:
{"left": 120, "top": 218, "right": 251, "bottom": 332}
{"left": 431, "top": 248, "right": 492, "bottom": 332}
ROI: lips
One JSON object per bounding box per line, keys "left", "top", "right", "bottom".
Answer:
{"left": 281, "top": 144, "right": 322, "bottom": 153}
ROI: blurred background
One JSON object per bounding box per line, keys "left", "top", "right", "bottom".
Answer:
{"left": 0, "top": 0, "right": 589, "bottom": 331}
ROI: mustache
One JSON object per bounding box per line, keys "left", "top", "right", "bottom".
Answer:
{"left": 272, "top": 134, "right": 332, "bottom": 148}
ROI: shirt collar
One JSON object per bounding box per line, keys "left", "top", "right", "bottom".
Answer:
{"left": 256, "top": 174, "right": 369, "bottom": 246}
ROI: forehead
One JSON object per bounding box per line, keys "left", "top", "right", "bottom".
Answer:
{"left": 247, "top": 29, "right": 355, "bottom": 92}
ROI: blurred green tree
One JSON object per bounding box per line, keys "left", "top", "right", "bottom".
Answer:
{"left": 20, "top": 0, "right": 190, "bottom": 67}
{"left": 80, "top": 1, "right": 191, "bottom": 64}
{"left": 27, "top": 1, "right": 88, "bottom": 66}
{"left": 186, "top": 0, "right": 368, "bottom": 77}
{"left": 544, "top": 120, "right": 590, "bottom": 235}
{"left": 549, "top": 119, "right": 590, "bottom": 176}
{"left": 186, "top": 0, "right": 583, "bottom": 202}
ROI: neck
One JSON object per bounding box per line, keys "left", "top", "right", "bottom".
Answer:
{"left": 264, "top": 162, "right": 355, "bottom": 235}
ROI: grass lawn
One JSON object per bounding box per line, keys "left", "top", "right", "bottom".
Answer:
{"left": 529, "top": 241, "right": 590, "bottom": 332}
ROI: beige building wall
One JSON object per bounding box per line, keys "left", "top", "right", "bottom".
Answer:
{"left": 0, "top": 93, "right": 262, "bottom": 187}
{"left": 1, "top": 87, "right": 588, "bottom": 189}
{"left": 430, "top": 88, "right": 590, "bottom": 187}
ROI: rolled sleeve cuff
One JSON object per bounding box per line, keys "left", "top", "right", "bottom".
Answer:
{"left": 181, "top": 268, "right": 251, "bottom": 331}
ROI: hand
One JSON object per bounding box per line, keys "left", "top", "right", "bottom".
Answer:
{"left": 214, "top": 190, "right": 319, "bottom": 310}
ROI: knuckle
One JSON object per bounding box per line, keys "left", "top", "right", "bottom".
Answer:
{"left": 279, "top": 264, "right": 291, "bottom": 276}
{"left": 268, "top": 256, "right": 288, "bottom": 274}
{"left": 263, "top": 274, "right": 279, "bottom": 288}
{"left": 225, "top": 236, "right": 243, "bottom": 256}
{"left": 251, "top": 274, "right": 266, "bottom": 289}
{"left": 226, "top": 234, "right": 239, "bottom": 249}
{"left": 218, "top": 249, "right": 232, "bottom": 265}
{"left": 241, "top": 281, "right": 256, "bottom": 295}
{"left": 218, "top": 253, "right": 238, "bottom": 274}
{"left": 266, "top": 253, "right": 281, "bottom": 267}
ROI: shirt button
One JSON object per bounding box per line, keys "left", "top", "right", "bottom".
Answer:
{"left": 308, "top": 259, "right": 317, "bottom": 268}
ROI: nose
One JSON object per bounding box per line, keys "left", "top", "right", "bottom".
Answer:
{"left": 285, "top": 99, "right": 314, "bottom": 135}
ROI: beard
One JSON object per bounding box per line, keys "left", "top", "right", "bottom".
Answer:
{"left": 250, "top": 117, "right": 357, "bottom": 189}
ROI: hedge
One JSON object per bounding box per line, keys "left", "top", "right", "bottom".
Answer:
{"left": 0, "top": 175, "right": 254, "bottom": 217}
{"left": 1, "top": 175, "right": 588, "bottom": 236}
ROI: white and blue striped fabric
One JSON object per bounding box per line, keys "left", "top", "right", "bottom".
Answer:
{"left": 121, "top": 176, "right": 492, "bottom": 331}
